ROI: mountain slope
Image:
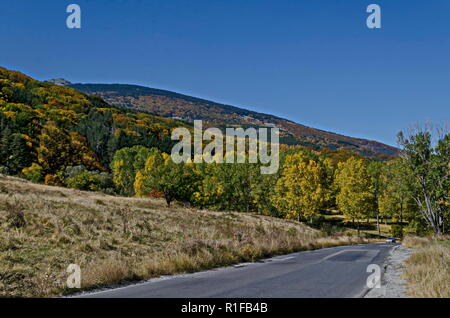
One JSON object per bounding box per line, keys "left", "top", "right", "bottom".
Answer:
{"left": 0, "top": 67, "right": 189, "bottom": 181}
{"left": 68, "top": 83, "right": 399, "bottom": 157}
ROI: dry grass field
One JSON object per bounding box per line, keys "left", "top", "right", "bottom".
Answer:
{"left": 402, "top": 236, "right": 450, "bottom": 298}
{"left": 0, "top": 174, "right": 372, "bottom": 297}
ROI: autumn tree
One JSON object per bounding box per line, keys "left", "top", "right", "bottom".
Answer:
{"left": 191, "top": 162, "right": 226, "bottom": 210}
{"left": 111, "top": 146, "right": 158, "bottom": 195}
{"left": 334, "top": 157, "right": 374, "bottom": 235}
{"left": 138, "top": 151, "right": 197, "bottom": 206}
{"left": 21, "top": 163, "right": 43, "bottom": 183}
{"left": 37, "top": 123, "right": 72, "bottom": 176}
{"left": 378, "top": 158, "right": 416, "bottom": 226}
{"left": 190, "top": 153, "right": 276, "bottom": 214}
{"left": 251, "top": 169, "right": 279, "bottom": 216}
{"left": 214, "top": 161, "right": 260, "bottom": 212}
{"left": 320, "top": 156, "right": 338, "bottom": 209}
{"left": 367, "top": 161, "right": 384, "bottom": 235}
{"left": 272, "top": 153, "right": 324, "bottom": 221}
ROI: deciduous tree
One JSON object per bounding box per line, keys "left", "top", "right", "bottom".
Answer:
{"left": 397, "top": 126, "right": 449, "bottom": 234}
{"left": 272, "top": 153, "right": 324, "bottom": 221}
{"left": 334, "top": 157, "right": 374, "bottom": 235}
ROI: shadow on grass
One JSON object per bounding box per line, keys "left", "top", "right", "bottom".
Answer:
{"left": 305, "top": 212, "right": 404, "bottom": 239}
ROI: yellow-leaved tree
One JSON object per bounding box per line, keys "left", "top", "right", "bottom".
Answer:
{"left": 137, "top": 151, "right": 198, "bottom": 206}
{"left": 272, "top": 153, "right": 324, "bottom": 221}
{"left": 334, "top": 157, "right": 374, "bottom": 235}
{"left": 133, "top": 170, "right": 145, "bottom": 197}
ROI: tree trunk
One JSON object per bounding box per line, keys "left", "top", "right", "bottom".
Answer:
{"left": 376, "top": 210, "right": 380, "bottom": 236}
{"left": 165, "top": 193, "right": 172, "bottom": 207}
{"left": 400, "top": 201, "right": 403, "bottom": 225}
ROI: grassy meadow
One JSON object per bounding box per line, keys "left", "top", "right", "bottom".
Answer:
{"left": 0, "top": 174, "right": 374, "bottom": 297}
{"left": 402, "top": 236, "right": 450, "bottom": 298}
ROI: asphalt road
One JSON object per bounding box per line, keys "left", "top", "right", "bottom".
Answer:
{"left": 78, "top": 243, "right": 396, "bottom": 298}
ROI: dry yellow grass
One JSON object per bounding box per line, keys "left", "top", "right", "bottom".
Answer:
{"left": 0, "top": 174, "right": 372, "bottom": 297}
{"left": 402, "top": 235, "right": 450, "bottom": 298}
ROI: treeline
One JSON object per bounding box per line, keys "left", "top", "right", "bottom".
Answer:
{"left": 1, "top": 67, "right": 448, "bottom": 236}
{"left": 108, "top": 147, "right": 390, "bottom": 225}
{"left": 106, "top": 126, "right": 449, "bottom": 236}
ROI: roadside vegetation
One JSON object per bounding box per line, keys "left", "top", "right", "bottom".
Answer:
{"left": 0, "top": 174, "right": 374, "bottom": 297}
{"left": 0, "top": 67, "right": 448, "bottom": 297}
{"left": 1, "top": 67, "right": 448, "bottom": 239}
{"left": 109, "top": 124, "right": 448, "bottom": 239}
{"left": 402, "top": 236, "right": 450, "bottom": 298}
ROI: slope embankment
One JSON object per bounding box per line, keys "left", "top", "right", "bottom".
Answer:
{"left": 1, "top": 174, "right": 371, "bottom": 297}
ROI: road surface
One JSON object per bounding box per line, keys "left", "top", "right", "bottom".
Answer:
{"left": 78, "top": 243, "right": 396, "bottom": 298}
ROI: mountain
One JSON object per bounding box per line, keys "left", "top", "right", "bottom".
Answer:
{"left": 68, "top": 83, "right": 399, "bottom": 157}
{"left": 0, "top": 67, "right": 188, "bottom": 181}
{"left": 45, "top": 78, "right": 73, "bottom": 86}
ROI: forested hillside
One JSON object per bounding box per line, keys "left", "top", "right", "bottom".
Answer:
{"left": 2, "top": 67, "right": 447, "bottom": 239}
{"left": 0, "top": 67, "right": 189, "bottom": 186}
{"left": 68, "top": 83, "right": 399, "bottom": 158}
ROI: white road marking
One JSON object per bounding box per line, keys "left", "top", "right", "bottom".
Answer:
{"left": 272, "top": 256, "right": 294, "bottom": 261}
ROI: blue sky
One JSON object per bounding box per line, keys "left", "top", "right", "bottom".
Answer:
{"left": 1, "top": 0, "right": 449, "bottom": 146}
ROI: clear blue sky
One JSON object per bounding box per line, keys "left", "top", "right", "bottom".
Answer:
{"left": 1, "top": 0, "right": 449, "bottom": 146}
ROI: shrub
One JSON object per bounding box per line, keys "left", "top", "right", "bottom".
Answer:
{"left": 67, "top": 171, "right": 100, "bottom": 191}
{"left": 391, "top": 224, "right": 404, "bottom": 238}
{"left": 5, "top": 202, "right": 26, "bottom": 228}
{"left": 66, "top": 170, "right": 115, "bottom": 193}
{"left": 404, "top": 218, "right": 432, "bottom": 237}
{"left": 64, "top": 165, "right": 87, "bottom": 180}
{"left": 44, "top": 174, "right": 62, "bottom": 186}
{"left": 21, "top": 163, "right": 43, "bottom": 183}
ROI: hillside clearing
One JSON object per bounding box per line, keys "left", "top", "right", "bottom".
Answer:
{"left": 1, "top": 174, "right": 373, "bottom": 297}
